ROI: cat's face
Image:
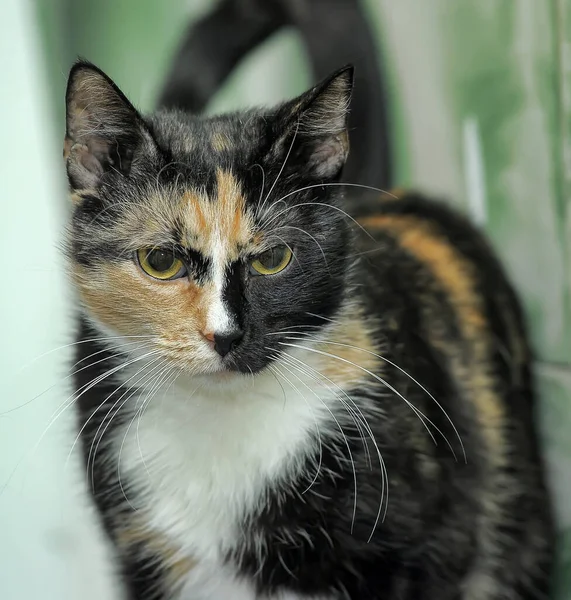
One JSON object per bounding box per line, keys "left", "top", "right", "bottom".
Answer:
{"left": 65, "top": 63, "right": 354, "bottom": 375}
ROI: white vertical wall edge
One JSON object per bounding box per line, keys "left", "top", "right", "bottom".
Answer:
{"left": 0, "top": 2, "right": 122, "bottom": 599}
{"left": 462, "top": 116, "right": 488, "bottom": 226}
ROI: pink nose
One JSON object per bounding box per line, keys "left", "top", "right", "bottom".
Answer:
{"left": 200, "top": 329, "right": 244, "bottom": 357}
{"left": 201, "top": 330, "right": 215, "bottom": 344}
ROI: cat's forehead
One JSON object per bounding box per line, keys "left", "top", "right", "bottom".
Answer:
{"left": 115, "top": 165, "right": 263, "bottom": 263}
{"left": 149, "top": 110, "right": 268, "bottom": 161}
{"left": 175, "top": 167, "right": 258, "bottom": 258}
{"left": 115, "top": 113, "right": 279, "bottom": 256}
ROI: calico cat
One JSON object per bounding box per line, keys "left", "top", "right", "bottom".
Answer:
{"left": 65, "top": 60, "right": 554, "bottom": 599}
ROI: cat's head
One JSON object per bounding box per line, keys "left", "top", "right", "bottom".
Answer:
{"left": 64, "top": 61, "right": 354, "bottom": 376}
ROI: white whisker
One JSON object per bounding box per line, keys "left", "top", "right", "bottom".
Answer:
{"left": 271, "top": 224, "right": 330, "bottom": 272}
{"left": 258, "top": 119, "right": 300, "bottom": 216}
{"left": 272, "top": 359, "right": 359, "bottom": 534}
{"left": 268, "top": 363, "right": 324, "bottom": 496}
{"left": 280, "top": 342, "right": 454, "bottom": 461}
{"left": 64, "top": 350, "right": 163, "bottom": 469}
{"left": 134, "top": 363, "right": 176, "bottom": 476}
{"left": 295, "top": 339, "right": 466, "bottom": 463}
{"left": 0, "top": 350, "right": 160, "bottom": 500}
{"left": 279, "top": 351, "right": 374, "bottom": 470}
{"left": 115, "top": 361, "right": 175, "bottom": 508}
{"left": 4, "top": 337, "right": 155, "bottom": 416}
{"left": 262, "top": 200, "right": 376, "bottom": 243}
{"left": 87, "top": 355, "right": 166, "bottom": 489}
{"left": 277, "top": 351, "right": 389, "bottom": 539}
{"left": 252, "top": 163, "right": 266, "bottom": 212}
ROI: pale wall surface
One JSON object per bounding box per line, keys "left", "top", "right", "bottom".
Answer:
{"left": 0, "top": 1, "right": 122, "bottom": 598}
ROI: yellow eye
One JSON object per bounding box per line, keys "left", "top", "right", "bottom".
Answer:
{"left": 137, "top": 248, "right": 186, "bottom": 280}
{"left": 250, "top": 245, "right": 293, "bottom": 275}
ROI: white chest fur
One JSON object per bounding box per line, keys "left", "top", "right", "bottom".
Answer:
{"left": 114, "top": 366, "right": 340, "bottom": 600}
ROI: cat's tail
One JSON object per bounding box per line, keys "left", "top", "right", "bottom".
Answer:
{"left": 158, "top": 0, "right": 393, "bottom": 190}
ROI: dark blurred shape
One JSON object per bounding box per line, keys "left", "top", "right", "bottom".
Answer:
{"left": 159, "top": 0, "right": 393, "bottom": 191}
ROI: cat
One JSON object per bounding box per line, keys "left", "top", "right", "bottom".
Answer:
{"left": 65, "top": 59, "right": 554, "bottom": 599}
{"left": 64, "top": 56, "right": 554, "bottom": 600}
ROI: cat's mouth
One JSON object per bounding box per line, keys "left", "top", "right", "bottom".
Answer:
{"left": 157, "top": 344, "right": 256, "bottom": 377}
{"left": 193, "top": 331, "right": 272, "bottom": 376}
{"left": 178, "top": 362, "right": 256, "bottom": 391}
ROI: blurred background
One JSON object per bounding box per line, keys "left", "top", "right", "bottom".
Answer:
{"left": 1, "top": 0, "right": 570, "bottom": 598}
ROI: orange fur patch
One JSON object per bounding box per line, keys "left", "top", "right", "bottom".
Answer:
{"left": 215, "top": 168, "right": 250, "bottom": 248}
{"left": 63, "top": 137, "right": 73, "bottom": 160}
{"left": 178, "top": 169, "right": 255, "bottom": 258}
{"left": 359, "top": 214, "right": 505, "bottom": 456}
{"left": 117, "top": 520, "right": 196, "bottom": 588}
{"left": 69, "top": 188, "right": 97, "bottom": 205}
{"left": 313, "top": 310, "right": 380, "bottom": 390}
{"left": 72, "top": 261, "right": 213, "bottom": 364}
{"left": 211, "top": 131, "right": 231, "bottom": 152}
{"left": 183, "top": 191, "right": 207, "bottom": 232}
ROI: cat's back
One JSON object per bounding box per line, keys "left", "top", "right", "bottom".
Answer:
{"left": 349, "top": 190, "right": 554, "bottom": 598}
{"left": 352, "top": 190, "right": 543, "bottom": 458}
{"left": 353, "top": 190, "right": 531, "bottom": 392}
{"left": 354, "top": 191, "right": 520, "bottom": 307}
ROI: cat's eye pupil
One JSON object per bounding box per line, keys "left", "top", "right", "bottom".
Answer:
{"left": 147, "top": 249, "right": 175, "bottom": 272}
{"left": 250, "top": 245, "right": 292, "bottom": 276}
{"left": 137, "top": 247, "right": 185, "bottom": 281}
{"left": 259, "top": 247, "right": 284, "bottom": 269}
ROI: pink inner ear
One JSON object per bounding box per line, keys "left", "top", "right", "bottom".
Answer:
{"left": 79, "top": 142, "right": 106, "bottom": 175}
{"left": 66, "top": 141, "right": 104, "bottom": 191}
{"left": 308, "top": 134, "right": 349, "bottom": 179}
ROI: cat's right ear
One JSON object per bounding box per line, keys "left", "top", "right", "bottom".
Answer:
{"left": 64, "top": 61, "right": 151, "bottom": 194}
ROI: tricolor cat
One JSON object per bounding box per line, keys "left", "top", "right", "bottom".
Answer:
{"left": 65, "top": 58, "right": 553, "bottom": 600}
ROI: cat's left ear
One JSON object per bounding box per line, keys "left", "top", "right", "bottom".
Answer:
{"left": 64, "top": 61, "right": 152, "bottom": 193}
{"left": 274, "top": 65, "right": 354, "bottom": 181}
